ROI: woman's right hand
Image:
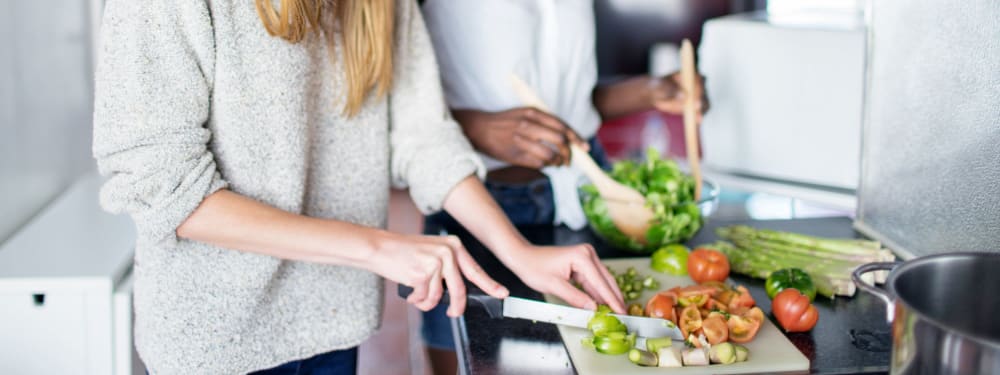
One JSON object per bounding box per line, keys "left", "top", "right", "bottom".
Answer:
{"left": 364, "top": 232, "right": 509, "bottom": 317}
{"left": 452, "top": 108, "right": 587, "bottom": 169}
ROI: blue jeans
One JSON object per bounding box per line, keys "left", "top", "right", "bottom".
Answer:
{"left": 249, "top": 348, "right": 358, "bottom": 375}
{"left": 420, "top": 139, "right": 609, "bottom": 350}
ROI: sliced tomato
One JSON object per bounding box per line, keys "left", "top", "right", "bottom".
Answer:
{"left": 677, "top": 285, "right": 718, "bottom": 298}
{"left": 743, "top": 306, "right": 765, "bottom": 323}
{"left": 704, "top": 298, "right": 729, "bottom": 312}
{"left": 728, "top": 306, "right": 750, "bottom": 317}
{"left": 677, "top": 293, "right": 710, "bottom": 308}
{"left": 699, "top": 280, "right": 730, "bottom": 296}
{"left": 702, "top": 313, "right": 729, "bottom": 345}
{"left": 645, "top": 291, "right": 677, "bottom": 323}
{"left": 728, "top": 285, "right": 756, "bottom": 309}
{"left": 679, "top": 305, "right": 703, "bottom": 338}
{"left": 727, "top": 315, "right": 762, "bottom": 343}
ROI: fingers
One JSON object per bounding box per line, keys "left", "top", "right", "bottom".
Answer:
{"left": 521, "top": 108, "right": 587, "bottom": 149}
{"left": 592, "top": 251, "right": 624, "bottom": 302}
{"left": 414, "top": 264, "right": 444, "bottom": 312}
{"left": 437, "top": 241, "right": 467, "bottom": 317}
{"left": 549, "top": 278, "right": 598, "bottom": 311}
{"left": 453, "top": 238, "right": 509, "bottom": 299}
{"left": 572, "top": 246, "right": 626, "bottom": 313}
{"left": 512, "top": 133, "right": 564, "bottom": 167}
{"left": 407, "top": 282, "right": 429, "bottom": 305}
{"left": 514, "top": 119, "right": 570, "bottom": 166}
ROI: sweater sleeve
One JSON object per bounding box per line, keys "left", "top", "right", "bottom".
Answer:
{"left": 388, "top": 0, "right": 486, "bottom": 214}
{"left": 92, "top": 0, "right": 227, "bottom": 246}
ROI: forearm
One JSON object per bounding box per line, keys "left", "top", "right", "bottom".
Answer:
{"left": 442, "top": 176, "right": 531, "bottom": 264}
{"left": 176, "top": 190, "right": 377, "bottom": 268}
{"left": 592, "top": 75, "right": 655, "bottom": 120}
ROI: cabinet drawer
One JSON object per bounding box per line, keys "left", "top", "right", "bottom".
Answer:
{"left": 0, "top": 291, "right": 89, "bottom": 374}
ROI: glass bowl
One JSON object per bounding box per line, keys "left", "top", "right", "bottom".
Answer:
{"left": 578, "top": 178, "right": 719, "bottom": 254}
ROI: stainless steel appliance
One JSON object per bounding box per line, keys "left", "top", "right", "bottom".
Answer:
{"left": 853, "top": 0, "right": 1000, "bottom": 259}
{"left": 854, "top": 253, "right": 1000, "bottom": 374}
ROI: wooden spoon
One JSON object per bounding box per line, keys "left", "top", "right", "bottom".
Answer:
{"left": 509, "top": 75, "right": 654, "bottom": 240}
{"left": 680, "top": 39, "right": 703, "bottom": 200}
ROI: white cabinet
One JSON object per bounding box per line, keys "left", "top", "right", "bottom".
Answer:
{"left": 698, "top": 11, "right": 866, "bottom": 209}
{"left": 0, "top": 173, "right": 136, "bottom": 375}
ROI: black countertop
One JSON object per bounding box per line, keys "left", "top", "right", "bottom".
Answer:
{"left": 428, "top": 216, "right": 893, "bottom": 375}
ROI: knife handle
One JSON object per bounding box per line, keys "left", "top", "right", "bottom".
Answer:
{"left": 396, "top": 284, "right": 503, "bottom": 319}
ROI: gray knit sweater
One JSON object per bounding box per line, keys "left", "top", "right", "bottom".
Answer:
{"left": 92, "top": 0, "right": 483, "bottom": 373}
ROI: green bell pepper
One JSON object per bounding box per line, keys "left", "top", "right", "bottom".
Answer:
{"left": 765, "top": 268, "right": 817, "bottom": 301}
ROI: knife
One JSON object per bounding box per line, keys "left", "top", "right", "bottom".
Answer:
{"left": 397, "top": 285, "right": 683, "bottom": 339}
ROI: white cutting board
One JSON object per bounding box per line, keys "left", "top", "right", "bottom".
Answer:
{"left": 545, "top": 257, "right": 810, "bottom": 374}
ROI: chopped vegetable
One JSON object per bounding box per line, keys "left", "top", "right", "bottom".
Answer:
{"left": 627, "top": 303, "right": 644, "bottom": 316}
{"left": 645, "top": 337, "right": 673, "bottom": 353}
{"left": 628, "top": 348, "right": 659, "bottom": 366}
{"left": 679, "top": 305, "right": 703, "bottom": 338}
{"left": 644, "top": 291, "right": 677, "bottom": 322}
{"left": 580, "top": 148, "right": 703, "bottom": 253}
{"left": 592, "top": 335, "right": 632, "bottom": 355}
{"left": 772, "top": 288, "right": 819, "bottom": 332}
{"left": 710, "top": 342, "right": 737, "bottom": 364}
{"left": 687, "top": 248, "right": 730, "bottom": 283}
{"left": 766, "top": 268, "right": 817, "bottom": 301}
{"left": 609, "top": 267, "right": 660, "bottom": 303}
{"left": 727, "top": 314, "right": 762, "bottom": 343}
{"left": 657, "top": 347, "right": 684, "bottom": 367}
{"left": 734, "top": 344, "right": 750, "bottom": 362}
{"left": 727, "top": 285, "right": 756, "bottom": 309}
{"left": 702, "top": 313, "right": 729, "bottom": 345}
{"left": 650, "top": 244, "right": 690, "bottom": 275}
{"left": 681, "top": 347, "right": 710, "bottom": 366}
{"left": 587, "top": 307, "right": 626, "bottom": 337}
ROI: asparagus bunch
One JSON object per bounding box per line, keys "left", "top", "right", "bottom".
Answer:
{"left": 705, "top": 226, "right": 895, "bottom": 299}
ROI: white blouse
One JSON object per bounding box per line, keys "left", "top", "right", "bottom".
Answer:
{"left": 422, "top": 0, "right": 602, "bottom": 170}
{"left": 423, "top": 0, "right": 602, "bottom": 228}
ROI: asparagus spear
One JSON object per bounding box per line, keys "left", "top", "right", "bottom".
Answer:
{"left": 717, "top": 226, "right": 882, "bottom": 255}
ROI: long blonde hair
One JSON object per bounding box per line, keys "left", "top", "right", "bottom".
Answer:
{"left": 255, "top": 0, "right": 394, "bottom": 116}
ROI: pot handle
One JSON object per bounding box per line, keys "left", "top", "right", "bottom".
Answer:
{"left": 852, "top": 262, "right": 899, "bottom": 322}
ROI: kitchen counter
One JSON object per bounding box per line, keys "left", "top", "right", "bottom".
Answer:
{"left": 426, "top": 216, "right": 892, "bottom": 374}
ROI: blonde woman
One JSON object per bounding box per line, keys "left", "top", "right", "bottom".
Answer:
{"left": 92, "top": 0, "right": 625, "bottom": 373}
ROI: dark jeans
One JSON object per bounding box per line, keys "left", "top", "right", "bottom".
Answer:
{"left": 249, "top": 348, "right": 358, "bottom": 375}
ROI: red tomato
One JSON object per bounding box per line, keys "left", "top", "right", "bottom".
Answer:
{"left": 702, "top": 313, "right": 729, "bottom": 345}
{"left": 728, "top": 285, "right": 756, "bottom": 309}
{"left": 679, "top": 304, "right": 703, "bottom": 338}
{"left": 645, "top": 292, "right": 677, "bottom": 323}
{"left": 727, "top": 315, "right": 762, "bottom": 343}
{"left": 772, "top": 288, "right": 819, "bottom": 332}
{"left": 687, "top": 248, "right": 730, "bottom": 283}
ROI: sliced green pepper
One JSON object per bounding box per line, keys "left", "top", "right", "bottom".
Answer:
{"left": 593, "top": 335, "right": 632, "bottom": 355}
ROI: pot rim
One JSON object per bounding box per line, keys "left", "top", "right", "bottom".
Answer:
{"left": 885, "top": 251, "right": 1000, "bottom": 349}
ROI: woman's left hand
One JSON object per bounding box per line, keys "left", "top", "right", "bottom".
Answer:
{"left": 504, "top": 243, "right": 627, "bottom": 314}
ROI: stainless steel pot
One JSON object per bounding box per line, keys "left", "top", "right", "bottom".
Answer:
{"left": 853, "top": 252, "right": 1000, "bottom": 374}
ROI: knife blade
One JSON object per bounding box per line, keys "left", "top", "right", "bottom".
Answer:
{"left": 396, "top": 285, "right": 683, "bottom": 339}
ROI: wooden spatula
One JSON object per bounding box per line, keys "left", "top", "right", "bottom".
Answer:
{"left": 510, "top": 75, "right": 654, "bottom": 240}
{"left": 680, "top": 39, "right": 703, "bottom": 201}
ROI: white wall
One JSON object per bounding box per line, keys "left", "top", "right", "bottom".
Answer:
{"left": 0, "top": 1, "right": 96, "bottom": 243}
